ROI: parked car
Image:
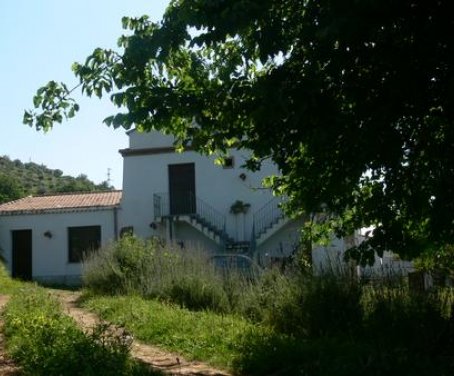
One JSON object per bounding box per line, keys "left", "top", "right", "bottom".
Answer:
{"left": 208, "top": 253, "right": 262, "bottom": 279}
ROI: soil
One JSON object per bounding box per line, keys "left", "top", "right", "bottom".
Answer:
{"left": 0, "top": 291, "right": 231, "bottom": 376}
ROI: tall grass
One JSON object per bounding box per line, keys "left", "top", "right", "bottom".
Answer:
{"left": 83, "top": 295, "right": 253, "bottom": 369}
{"left": 0, "top": 262, "right": 24, "bottom": 294}
{"left": 83, "top": 236, "right": 248, "bottom": 313}
{"left": 82, "top": 237, "right": 454, "bottom": 374}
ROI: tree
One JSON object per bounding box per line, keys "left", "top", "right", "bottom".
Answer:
{"left": 24, "top": 0, "right": 454, "bottom": 264}
{"left": 0, "top": 173, "right": 24, "bottom": 204}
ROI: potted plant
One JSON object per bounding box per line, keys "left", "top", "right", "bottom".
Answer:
{"left": 230, "top": 200, "right": 251, "bottom": 214}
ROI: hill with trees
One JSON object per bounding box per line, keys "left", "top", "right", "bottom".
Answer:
{"left": 0, "top": 155, "right": 111, "bottom": 204}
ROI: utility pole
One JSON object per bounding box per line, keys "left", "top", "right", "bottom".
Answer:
{"left": 107, "top": 168, "right": 112, "bottom": 187}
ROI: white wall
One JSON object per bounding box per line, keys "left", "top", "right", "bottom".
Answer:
{"left": 256, "top": 220, "right": 303, "bottom": 265}
{"left": 128, "top": 129, "right": 175, "bottom": 149}
{"left": 0, "top": 209, "right": 117, "bottom": 283}
{"left": 311, "top": 237, "right": 350, "bottom": 274}
{"left": 120, "top": 137, "right": 280, "bottom": 244}
{"left": 173, "top": 222, "right": 220, "bottom": 253}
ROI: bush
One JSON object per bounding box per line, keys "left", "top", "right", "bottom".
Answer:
{"left": 238, "top": 268, "right": 362, "bottom": 337}
{"left": 362, "top": 286, "right": 454, "bottom": 362}
{"left": 82, "top": 239, "right": 454, "bottom": 375}
{"left": 83, "top": 236, "right": 232, "bottom": 312}
{"left": 2, "top": 287, "right": 153, "bottom": 375}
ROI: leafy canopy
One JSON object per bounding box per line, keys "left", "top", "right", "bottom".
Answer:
{"left": 24, "top": 0, "right": 454, "bottom": 264}
{"left": 0, "top": 173, "right": 23, "bottom": 204}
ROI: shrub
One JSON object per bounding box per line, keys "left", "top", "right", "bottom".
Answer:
{"left": 83, "top": 236, "right": 232, "bottom": 312}
{"left": 362, "top": 286, "right": 454, "bottom": 361}
{"left": 238, "top": 268, "right": 363, "bottom": 338}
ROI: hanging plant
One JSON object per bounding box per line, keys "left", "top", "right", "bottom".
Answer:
{"left": 230, "top": 200, "right": 251, "bottom": 214}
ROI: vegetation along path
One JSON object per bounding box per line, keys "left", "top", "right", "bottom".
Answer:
{"left": 52, "top": 290, "right": 231, "bottom": 376}
{"left": 0, "top": 295, "right": 21, "bottom": 376}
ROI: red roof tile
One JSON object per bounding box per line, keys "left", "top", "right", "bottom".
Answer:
{"left": 0, "top": 191, "right": 122, "bottom": 215}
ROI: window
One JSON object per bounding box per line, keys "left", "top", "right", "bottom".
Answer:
{"left": 68, "top": 226, "right": 101, "bottom": 263}
{"left": 222, "top": 156, "right": 235, "bottom": 169}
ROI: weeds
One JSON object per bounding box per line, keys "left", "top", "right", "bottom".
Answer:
{"left": 82, "top": 237, "right": 454, "bottom": 374}
{"left": 83, "top": 236, "right": 246, "bottom": 313}
{"left": 2, "top": 286, "right": 156, "bottom": 375}
{"left": 82, "top": 295, "right": 251, "bottom": 369}
{"left": 0, "top": 263, "right": 25, "bottom": 294}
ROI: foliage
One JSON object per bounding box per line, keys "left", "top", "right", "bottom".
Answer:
{"left": 0, "top": 262, "right": 24, "bottom": 294}
{"left": 82, "top": 295, "right": 251, "bottom": 370}
{"left": 81, "top": 237, "right": 454, "bottom": 374}
{"left": 84, "top": 280, "right": 454, "bottom": 376}
{"left": 414, "top": 244, "right": 454, "bottom": 284}
{"left": 229, "top": 200, "right": 251, "bottom": 214}
{"left": 0, "top": 155, "right": 112, "bottom": 198}
{"left": 1, "top": 287, "right": 155, "bottom": 376}
{"left": 25, "top": 1, "right": 454, "bottom": 262}
{"left": 83, "top": 235, "right": 243, "bottom": 312}
{"left": 0, "top": 173, "right": 24, "bottom": 204}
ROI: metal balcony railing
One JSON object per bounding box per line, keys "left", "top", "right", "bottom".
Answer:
{"left": 252, "top": 196, "right": 286, "bottom": 239}
{"left": 153, "top": 192, "right": 229, "bottom": 241}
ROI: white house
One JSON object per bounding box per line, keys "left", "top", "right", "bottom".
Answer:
{"left": 118, "top": 130, "right": 302, "bottom": 262}
{"left": 0, "top": 129, "right": 386, "bottom": 282}
{"left": 0, "top": 191, "right": 121, "bottom": 283}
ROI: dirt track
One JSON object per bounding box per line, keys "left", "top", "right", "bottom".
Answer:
{"left": 52, "top": 290, "right": 231, "bottom": 376}
{"left": 0, "top": 292, "right": 231, "bottom": 376}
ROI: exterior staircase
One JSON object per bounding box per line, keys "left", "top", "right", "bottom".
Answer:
{"left": 183, "top": 213, "right": 235, "bottom": 245}
{"left": 153, "top": 193, "right": 234, "bottom": 246}
{"left": 252, "top": 197, "right": 288, "bottom": 248}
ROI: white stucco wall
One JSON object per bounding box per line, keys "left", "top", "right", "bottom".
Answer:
{"left": 120, "top": 134, "right": 280, "bottom": 245}
{"left": 256, "top": 220, "right": 303, "bottom": 265}
{"left": 0, "top": 208, "right": 118, "bottom": 283}
{"left": 311, "top": 237, "right": 350, "bottom": 274}
{"left": 128, "top": 129, "right": 176, "bottom": 149}
{"left": 172, "top": 222, "right": 220, "bottom": 252}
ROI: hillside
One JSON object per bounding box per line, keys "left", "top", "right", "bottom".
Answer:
{"left": 0, "top": 155, "right": 112, "bottom": 203}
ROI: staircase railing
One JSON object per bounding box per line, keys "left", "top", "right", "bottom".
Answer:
{"left": 194, "top": 195, "right": 226, "bottom": 235}
{"left": 153, "top": 192, "right": 228, "bottom": 240}
{"left": 252, "top": 196, "right": 286, "bottom": 239}
{"left": 153, "top": 193, "right": 165, "bottom": 219}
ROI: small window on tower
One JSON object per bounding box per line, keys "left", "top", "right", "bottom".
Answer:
{"left": 222, "top": 157, "right": 235, "bottom": 169}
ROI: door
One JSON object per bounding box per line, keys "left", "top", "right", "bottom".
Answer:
{"left": 12, "top": 229, "right": 32, "bottom": 280}
{"left": 168, "top": 163, "right": 196, "bottom": 215}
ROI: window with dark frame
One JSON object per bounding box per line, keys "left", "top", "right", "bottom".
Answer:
{"left": 222, "top": 156, "right": 234, "bottom": 169}
{"left": 68, "top": 226, "right": 101, "bottom": 263}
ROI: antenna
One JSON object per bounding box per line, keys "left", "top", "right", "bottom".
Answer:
{"left": 107, "top": 168, "right": 112, "bottom": 187}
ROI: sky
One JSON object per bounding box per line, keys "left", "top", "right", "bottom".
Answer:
{"left": 0, "top": 0, "right": 170, "bottom": 189}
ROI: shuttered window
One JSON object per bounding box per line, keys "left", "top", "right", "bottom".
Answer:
{"left": 68, "top": 226, "right": 101, "bottom": 263}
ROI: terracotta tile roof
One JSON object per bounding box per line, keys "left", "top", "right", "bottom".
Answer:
{"left": 0, "top": 191, "right": 122, "bottom": 215}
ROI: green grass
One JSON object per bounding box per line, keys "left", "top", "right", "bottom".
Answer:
{"left": 82, "top": 294, "right": 255, "bottom": 370}
{"left": 2, "top": 287, "right": 158, "bottom": 376}
{"left": 0, "top": 263, "right": 25, "bottom": 294}
{"left": 6, "top": 232, "right": 454, "bottom": 376}
{"left": 83, "top": 289, "right": 454, "bottom": 376}
{"left": 80, "top": 238, "right": 454, "bottom": 375}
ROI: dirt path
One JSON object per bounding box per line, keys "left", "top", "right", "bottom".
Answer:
{"left": 52, "top": 290, "right": 231, "bottom": 376}
{"left": 0, "top": 295, "right": 21, "bottom": 376}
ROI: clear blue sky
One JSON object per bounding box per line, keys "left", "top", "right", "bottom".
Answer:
{"left": 0, "top": 0, "right": 170, "bottom": 188}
